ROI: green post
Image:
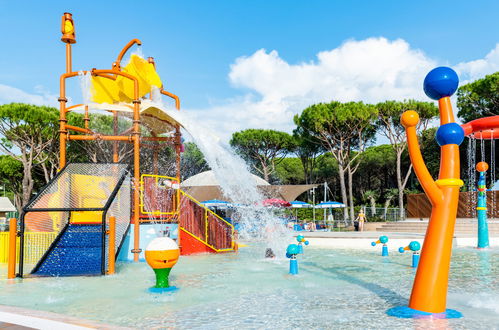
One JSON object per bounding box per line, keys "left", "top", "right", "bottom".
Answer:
{"left": 153, "top": 267, "right": 172, "bottom": 288}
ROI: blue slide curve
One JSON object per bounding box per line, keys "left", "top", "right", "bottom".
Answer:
{"left": 33, "top": 224, "right": 103, "bottom": 276}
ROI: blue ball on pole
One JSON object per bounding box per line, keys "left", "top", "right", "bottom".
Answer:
{"left": 423, "top": 67, "right": 459, "bottom": 100}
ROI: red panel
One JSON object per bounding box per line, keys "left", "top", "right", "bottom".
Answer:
{"left": 179, "top": 229, "right": 216, "bottom": 255}
{"left": 462, "top": 115, "right": 499, "bottom": 139}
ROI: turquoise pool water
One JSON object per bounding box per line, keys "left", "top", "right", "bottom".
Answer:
{"left": 1, "top": 246, "right": 499, "bottom": 329}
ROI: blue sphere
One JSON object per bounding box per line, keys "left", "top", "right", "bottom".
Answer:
{"left": 435, "top": 123, "right": 465, "bottom": 146}
{"left": 287, "top": 244, "right": 300, "bottom": 255}
{"left": 304, "top": 241, "right": 310, "bottom": 246}
{"left": 409, "top": 241, "right": 421, "bottom": 251}
{"left": 398, "top": 247, "right": 405, "bottom": 253}
{"left": 379, "top": 236, "right": 389, "bottom": 244}
{"left": 371, "top": 242, "right": 377, "bottom": 246}
{"left": 423, "top": 67, "right": 459, "bottom": 100}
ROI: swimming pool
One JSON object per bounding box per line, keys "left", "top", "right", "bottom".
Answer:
{"left": 1, "top": 246, "right": 498, "bottom": 328}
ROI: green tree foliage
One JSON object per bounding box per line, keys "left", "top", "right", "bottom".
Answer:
{"left": 363, "top": 190, "right": 379, "bottom": 216}
{"left": 274, "top": 157, "right": 304, "bottom": 184}
{"left": 293, "top": 126, "right": 325, "bottom": 184}
{"left": 230, "top": 129, "right": 296, "bottom": 182}
{"left": 0, "top": 103, "right": 59, "bottom": 206}
{"left": 0, "top": 155, "right": 23, "bottom": 210}
{"left": 457, "top": 72, "right": 499, "bottom": 122}
{"left": 294, "top": 101, "right": 378, "bottom": 221}
{"left": 356, "top": 145, "right": 397, "bottom": 195}
{"left": 375, "top": 100, "right": 438, "bottom": 217}
{"left": 181, "top": 142, "right": 209, "bottom": 179}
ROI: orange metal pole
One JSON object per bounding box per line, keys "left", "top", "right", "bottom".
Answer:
{"left": 160, "top": 89, "right": 180, "bottom": 110}
{"left": 114, "top": 39, "right": 142, "bottom": 70}
{"left": 133, "top": 100, "right": 141, "bottom": 262}
{"left": 66, "top": 44, "right": 72, "bottom": 73}
{"left": 7, "top": 218, "right": 17, "bottom": 279}
{"left": 84, "top": 104, "right": 89, "bottom": 130}
{"left": 141, "top": 136, "right": 175, "bottom": 142}
{"left": 65, "top": 125, "right": 92, "bottom": 134}
{"left": 108, "top": 216, "right": 116, "bottom": 275}
{"left": 68, "top": 135, "right": 131, "bottom": 141}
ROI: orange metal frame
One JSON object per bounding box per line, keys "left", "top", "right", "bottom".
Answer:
{"left": 58, "top": 13, "right": 182, "bottom": 262}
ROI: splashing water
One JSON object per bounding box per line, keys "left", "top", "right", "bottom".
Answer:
{"left": 78, "top": 71, "right": 93, "bottom": 105}
{"left": 169, "top": 109, "right": 292, "bottom": 254}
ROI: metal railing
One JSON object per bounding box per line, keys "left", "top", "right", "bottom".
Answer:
{"left": 179, "top": 190, "right": 234, "bottom": 252}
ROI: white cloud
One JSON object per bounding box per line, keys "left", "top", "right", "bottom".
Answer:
{"left": 455, "top": 44, "right": 499, "bottom": 83}
{"left": 186, "top": 38, "right": 499, "bottom": 142}
{"left": 0, "top": 84, "right": 58, "bottom": 106}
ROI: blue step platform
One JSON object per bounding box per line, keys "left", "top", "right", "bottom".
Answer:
{"left": 33, "top": 224, "right": 103, "bottom": 276}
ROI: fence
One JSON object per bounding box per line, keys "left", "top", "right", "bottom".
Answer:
{"left": 309, "top": 207, "right": 404, "bottom": 228}
{"left": 407, "top": 192, "right": 499, "bottom": 218}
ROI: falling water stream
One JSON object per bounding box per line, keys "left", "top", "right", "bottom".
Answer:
{"left": 149, "top": 93, "right": 292, "bottom": 254}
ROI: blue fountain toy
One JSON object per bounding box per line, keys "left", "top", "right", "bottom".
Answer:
{"left": 399, "top": 241, "right": 421, "bottom": 268}
{"left": 286, "top": 244, "right": 301, "bottom": 275}
{"left": 296, "top": 235, "right": 310, "bottom": 254}
{"left": 371, "top": 236, "right": 389, "bottom": 256}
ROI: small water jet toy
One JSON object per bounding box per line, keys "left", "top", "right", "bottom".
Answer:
{"left": 476, "top": 161, "right": 489, "bottom": 249}
{"left": 286, "top": 244, "right": 301, "bottom": 275}
{"left": 371, "top": 236, "right": 389, "bottom": 256}
{"left": 399, "top": 241, "right": 421, "bottom": 268}
{"left": 145, "top": 237, "right": 180, "bottom": 292}
{"left": 296, "top": 235, "right": 310, "bottom": 254}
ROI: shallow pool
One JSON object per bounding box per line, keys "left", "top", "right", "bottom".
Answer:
{"left": 1, "top": 246, "right": 499, "bottom": 329}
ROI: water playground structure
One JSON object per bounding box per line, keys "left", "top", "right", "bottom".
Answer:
{"left": 389, "top": 66, "right": 499, "bottom": 318}
{"left": 2, "top": 12, "right": 499, "bottom": 329}
{"left": 7, "top": 12, "right": 236, "bottom": 279}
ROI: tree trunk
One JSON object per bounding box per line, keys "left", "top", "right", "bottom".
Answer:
{"left": 384, "top": 198, "right": 392, "bottom": 220}
{"left": 262, "top": 165, "right": 270, "bottom": 182}
{"left": 396, "top": 149, "right": 412, "bottom": 220}
{"left": 348, "top": 166, "right": 355, "bottom": 222}
{"left": 370, "top": 197, "right": 376, "bottom": 215}
{"left": 338, "top": 164, "right": 349, "bottom": 225}
{"left": 22, "top": 163, "right": 33, "bottom": 207}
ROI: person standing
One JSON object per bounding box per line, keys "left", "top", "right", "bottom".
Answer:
{"left": 356, "top": 210, "right": 367, "bottom": 231}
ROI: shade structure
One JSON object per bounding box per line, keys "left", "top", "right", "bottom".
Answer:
{"left": 290, "top": 201, "right": 313, "bottom": 208}
{"left": 201, "top": 199, "right": 232, "bottom": 208}
{"left": 315, "top": 201, "right": 345, "bottom": 208}
{"left": 262, "top": 198, "right": 292, "bottom": 208}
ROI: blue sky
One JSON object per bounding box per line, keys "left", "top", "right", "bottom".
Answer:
{"left": 1, "top": 0, "right": 499, "bottom": 140}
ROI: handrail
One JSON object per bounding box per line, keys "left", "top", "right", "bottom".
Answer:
{"left": 179, "top": 190, "right": 234, "bottom": 229}
{"left": 179, "top": 190, "right": 234, "bottom": 252}
{"left": 179, "top": 227, "right": 234, "bottom": 252}
{"left": 139, "top": 174, "right": 180, "bottom": 216}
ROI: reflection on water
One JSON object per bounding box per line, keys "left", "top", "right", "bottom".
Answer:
{"left": 1, "top": 246, "right": 498, "bottom": 329}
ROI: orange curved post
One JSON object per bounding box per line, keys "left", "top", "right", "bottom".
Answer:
{"left": 400, "top": 70, "right": 464, "bottom": 316}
